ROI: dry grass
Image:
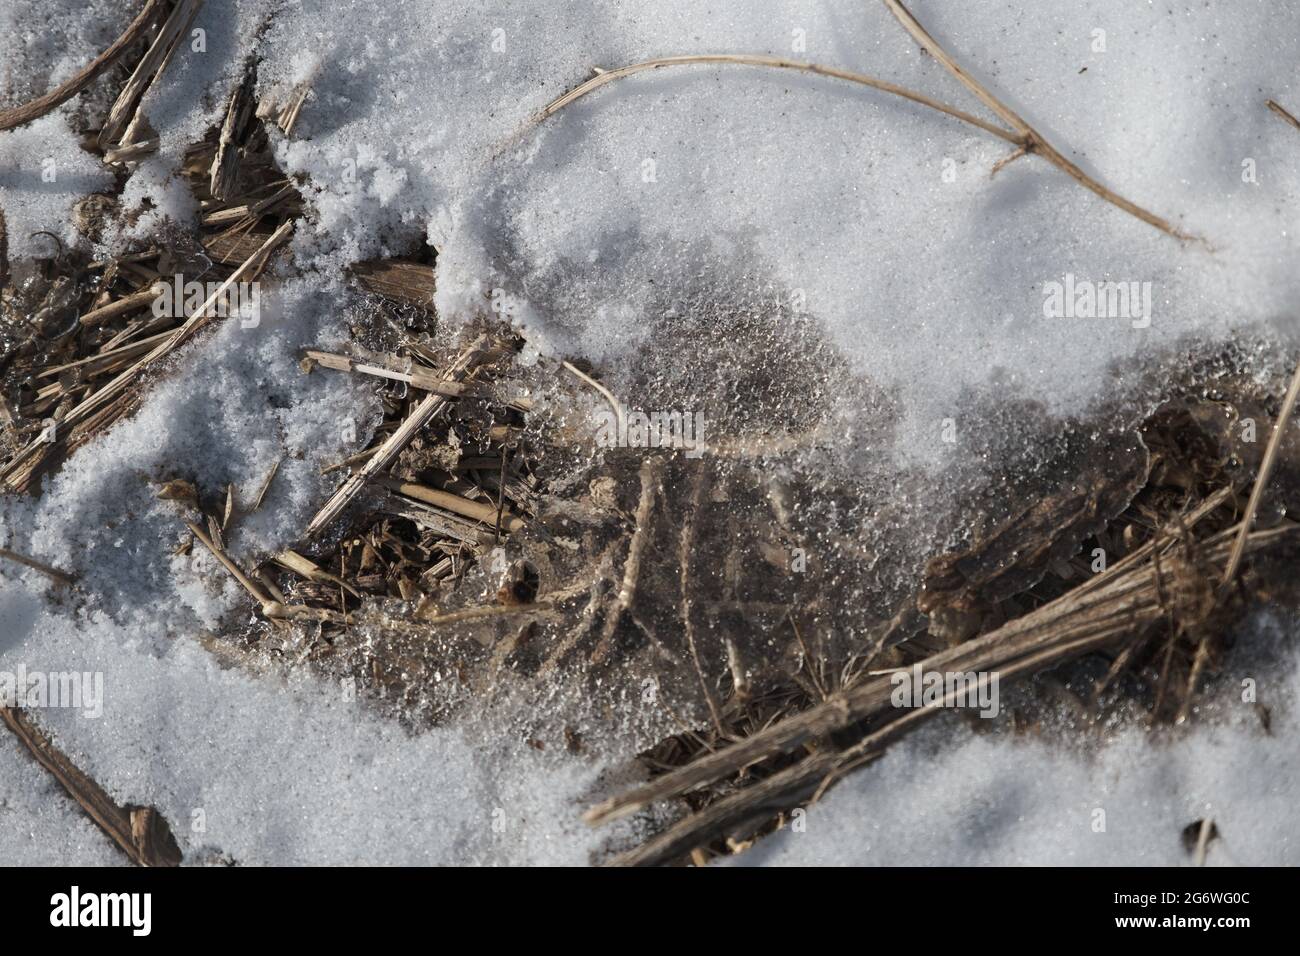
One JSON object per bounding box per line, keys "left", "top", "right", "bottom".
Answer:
{"left": 536, "top": 0, "right": 1201, "bottom": 243}
{"left": 0, "top": 0, "right": 167, "bottom": 133}
{"left": 571, "top": 382, "right": 1300, "bottom": 865}
{"left": 1, "top": 0, "right": 1296, "bottom": 871}
{"left": 540, "top": 54, "right": 1019, "bottom": 142}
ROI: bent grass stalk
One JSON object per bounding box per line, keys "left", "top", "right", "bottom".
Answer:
{"left": 535, "top": 3, "right": 1202, "bottom": 244}
{"left": 0, "top": 0, "right": 168, "bottom": 133}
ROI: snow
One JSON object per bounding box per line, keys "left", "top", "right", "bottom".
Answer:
{"left": 733, "top": 613, "right": 1300, "bottom": 867}
{"left": 5, "top": 0, "right": 1297, "bottom": 449}
{"left": 0, "top": 0, "right": 1298, "bottom": 864}
{"left": 0, "top": 273, "right": 641, "bottom": 865}
{"left": 0, "top": 113, "right": 113, "bottom": 260}
{"left": 0, "top": 729, "right": 123, "bottom": 867}
{"left": 0, "top": 584, "right": 635, "bottom": 865}
{"left": 253, "top": 0, "right": 1299, "bottom": 457}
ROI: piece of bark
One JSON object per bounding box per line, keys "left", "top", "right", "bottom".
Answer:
{"left": 210, "top": 72, "right": 256, "bottom": 201}
{"left": 350, "top": 259, "right": 436, "bottom": 312}
{"left": 1, "top": 707, "right": 183, "bottom": 866}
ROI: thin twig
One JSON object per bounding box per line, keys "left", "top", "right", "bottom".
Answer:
{"left": 1, "top": 707, "right": 182, "bottom": 866}
{"left": 304, "top": 349, "right": 531, "bottom": 410}
{"left": 592, "top": 458, "right": 663, "bottom": 664}
{"left": 186, "top": 520, "right": 271, "bottom": 606}
{"left": 679, "top": 467, "right": 726, "bottom": 737}
{"left": 380, "top": 477, "right": 525, "bottom": 532}
{"left": 251, "top": 456, "right": 282, "bottom": 513}
{"left": 0, "top": 1, "right": 167, "bottom": 132}
{"left": 1193, "top": 818, "right": 1215, "bottom": 866}
{"left": 274, "top": 549, "right": 362, "bottom": 598}
{"left": 1266, "top": 99, "right": 1300, "bottom": 132}
{"left": 1221, "top": 357, "right": 1300, "bottom": 587}
{"left": 415, "top": 602, "right": 554, "bottom": 626}
{"left": 0, "top": 546, "right": 75, "bottom": 586}
{"left": 562, "top": 360, "right": 626, "bottom": 435}
{"left": 540, "top": 54, "right": 1021, "bottom": 143}
{"left": 494, "top": 445, "right": 510, "bottom": 543}
{"left": 1177, "top": 632, "right": 1212, "bottom": 724}
{"left": 989, "top": 144, "right": 1028, "bottom": 178}
{"left": 78, "top": 287, "right": 158, "bottom": 328}
{"left": 880, "top": 0, "right": 1199, "bottom": 243}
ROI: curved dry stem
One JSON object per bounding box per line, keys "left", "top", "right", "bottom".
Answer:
{"left": 881, "top": 0, "right": 1201, "bottom": 243}
{"left": 0, "top": 0, "right": 166, "bottom": 133}
{"left": 540, "top": 54, "right": 1023, "bottom": 144}
{"left": 562, "top": 359, "right": 627, "bottom": 433}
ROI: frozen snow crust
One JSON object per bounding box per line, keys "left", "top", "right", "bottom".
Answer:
{"left": 1, "top": 1, "right": 1298, "bottom": 864}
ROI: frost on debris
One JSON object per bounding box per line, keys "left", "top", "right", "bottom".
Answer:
{"left": 732, "top": 612, "right": 1300, "bottom": 867}
{"left": 254, "top": 0, "right": 1299, "bottom": 462}
{"left": 0, "top": 0, "right": 1298, "bottom": 865}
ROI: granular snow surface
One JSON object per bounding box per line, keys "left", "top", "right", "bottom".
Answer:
{"left": 1, "top": 0, "right": 1298, "bottom": 864}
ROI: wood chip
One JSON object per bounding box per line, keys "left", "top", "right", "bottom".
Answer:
{"left": 1, "top": 707, "right": 182, "bottom": 866}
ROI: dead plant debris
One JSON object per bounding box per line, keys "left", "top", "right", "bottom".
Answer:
{"left": 1, "top": 0, "right": 1297, "bottom": 870}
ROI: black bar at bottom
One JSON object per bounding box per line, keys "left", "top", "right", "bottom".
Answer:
{"left": 4, "top": 865, "right": 1281, "bottom": 941}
